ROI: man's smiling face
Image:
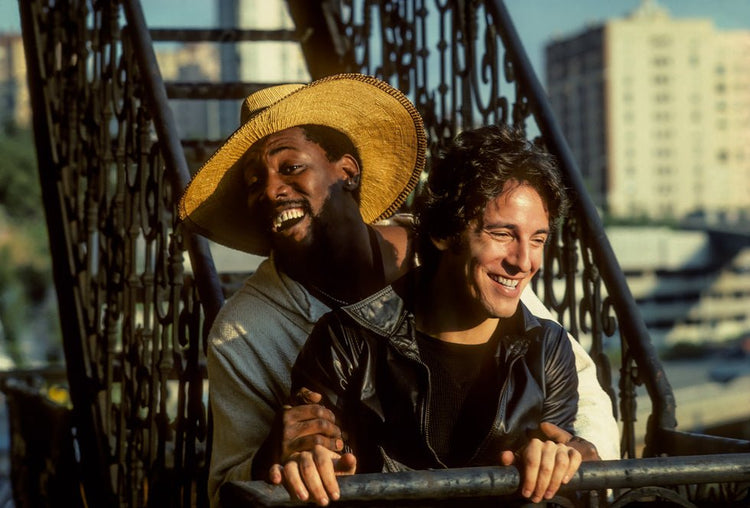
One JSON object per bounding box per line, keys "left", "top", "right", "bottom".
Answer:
{"left": 242, "top": 126, "right": 357, "bottom": 251}
{"left": 438, "top": 180, "right": 550, "bottom": 320}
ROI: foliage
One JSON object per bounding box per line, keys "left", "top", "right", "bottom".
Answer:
{"left": 0, "top": 123, "right": 61, "bottom": 366}
{"left": 0, "top": 124, "right": 43, "bottom": 222}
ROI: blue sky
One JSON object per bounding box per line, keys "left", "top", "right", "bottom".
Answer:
{"left": 3, "top": 0, "right": 750, "bottom": 77}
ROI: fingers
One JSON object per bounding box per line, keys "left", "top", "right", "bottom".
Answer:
{"left": 334, "top": 452, "right": 357, "bottom": 475}
{"left": 563, "top": 445, "right": 582, "bottom": 485}
{"left": 315, "top": 447, "right": 343, "bottom": 502}
{"left": 268, "top": 463, "right": 283, "bottom": 485}
{"left": 281, "top": 404, "right": 343, "bottom": 462}
{"left": 281, "top": 453, "right": 309, "bottom": 503}
{"left": 539, "top": 422, "right": 600, "bottom": 461}
{"left": 518, "top": 438, "right": 582, "bottom": 503}
{"left": 499, "top": 450, "right": 516, "bottom": 466}
{"left": 280, "top": 445, "right": 345, "bottom": 506}
{"left": 519, "top": 439, "right": 542, "bottom": 501}
{"left": 295, "top": 387, "right": 323, "bottom": 404}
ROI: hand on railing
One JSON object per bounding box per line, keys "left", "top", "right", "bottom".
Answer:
{"left": 269, "top": 445, "right": 357, "bottom": 506}
{"left": 499, "top": 433, "right": 582, "bottom": 503}
{"left": 278, "top": 387, "right": 344, "bottom": 462}
{"left": 538, "top": 421, "right": 601, "bottom": 461}
{"left": 259, "top": 387, "right": 355, "bottom": 505}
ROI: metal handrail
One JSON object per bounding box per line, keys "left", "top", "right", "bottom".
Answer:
{"left": 121, "top": 0, "right": 225, "bottom": 324}
{"left": 221, "top": 453, "right": 750, "bottom": 507}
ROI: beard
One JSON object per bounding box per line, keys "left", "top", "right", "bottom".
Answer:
{"left": 270, "top": 192, "right": 342, "bottom": 273}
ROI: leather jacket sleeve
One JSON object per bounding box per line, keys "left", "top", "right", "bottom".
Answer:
{"left": 539, "top": 321, "right": 579, "bottom": 434}
{"left": 291, "top": 310, "right": 364, "bottom": 414}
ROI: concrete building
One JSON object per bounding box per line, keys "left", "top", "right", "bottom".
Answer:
{"left": 218, "top": 0, "right": 309, "bottom": 136}
{"left": 607, "top": 227, "right": 750, "bottom": 349}
{"left": 156, "top": 43, "right": 222, "bottom": 139}
{"left": 545, "top": 0, "right": 750, "bottom": 221}
{"left": 0, "top": 33, "right": 30, "bottom": 128}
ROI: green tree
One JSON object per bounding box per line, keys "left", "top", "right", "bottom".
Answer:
{"left": 0, "top": 124, "right": 60, "bottom": 366}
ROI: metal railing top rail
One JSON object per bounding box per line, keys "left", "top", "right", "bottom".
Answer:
{"left": 164, "top": 82, "right": 279, "bottom": 100}
{"left": 222, "top": 453, "right": 750, "bottom": 507}
{"left": 121, "top": 0, "right": 225, "bottom": 324}
{"left": 149, "top": 28, "right": 300, "bottom": 43}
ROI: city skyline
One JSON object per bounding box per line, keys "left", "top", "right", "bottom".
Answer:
{"left": 3, "top": 0, "right": 750, "bottom": 79}
{"left": 546, "top": 2, "right": 750, "bottom": 220}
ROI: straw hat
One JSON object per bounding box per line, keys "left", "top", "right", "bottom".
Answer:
{"left": 178, "top": 73, "right": 426, "bottom": 255}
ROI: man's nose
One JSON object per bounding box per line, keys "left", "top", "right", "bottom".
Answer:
{"left": 507, "top": 241, "right": 532, "bottom": 273}
{"left": 263, "top": 171, "right": 289, "bottom": 202}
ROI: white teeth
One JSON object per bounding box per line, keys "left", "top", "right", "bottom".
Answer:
{"left": 490, "top": 274, "right": 519, "bottom": 288}
{"left": 273, "top": 208, "right": 304, "bottom": 230}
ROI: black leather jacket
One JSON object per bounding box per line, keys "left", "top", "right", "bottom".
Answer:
{"left": 291, "top": 275, "right": 578, "bottom": 473}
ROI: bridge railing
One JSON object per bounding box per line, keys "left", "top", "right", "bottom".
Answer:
{"left": 14, "top": 0, "right": 750, "bottom": 506}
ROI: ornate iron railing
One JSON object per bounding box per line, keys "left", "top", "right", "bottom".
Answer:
{"left": 14, "top": 0, "right": 750, "bottom": 506}
{"left": 18, "top": 0, "right": 221, "bottom": 505}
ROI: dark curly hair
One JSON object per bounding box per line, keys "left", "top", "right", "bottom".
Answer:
{"left": 415, "top": 124, "right": 569, "bottom": 269}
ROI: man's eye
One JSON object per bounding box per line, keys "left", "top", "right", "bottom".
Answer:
{"left": 489, "top": 230, "right": 512, "bottom": 239}
{"left": 281, "top": 164, "right": 303, "bottom": 175}
{"left": 532, "top": 237, "right": 548, "bottom": 246}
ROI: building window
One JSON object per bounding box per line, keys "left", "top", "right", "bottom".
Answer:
{"left": 656, "top": 148, "right": 672, "bottom": 158}
{"left": 651, "top": 35, "right": 672, "bottom": 47}
{"left": 657, "top": 166, "right": 672, "bottom": 175}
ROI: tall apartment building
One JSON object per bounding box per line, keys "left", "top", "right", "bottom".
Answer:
{"left": 546, "top": 0, "right": 750, "bottom": 220}
{"left": 0, "top": 33, "right": 30, "bottom": 128}
{"left": 218, "top": 0, "right": 309, "bottom": 136}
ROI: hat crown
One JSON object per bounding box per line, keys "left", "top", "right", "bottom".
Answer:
{"left": 240, "top": 84, "right": 305, "bottom": 124}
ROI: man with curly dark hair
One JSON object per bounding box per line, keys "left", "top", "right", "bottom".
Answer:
{"left": 279, "top": 124, "right": 596, "bottom": 506}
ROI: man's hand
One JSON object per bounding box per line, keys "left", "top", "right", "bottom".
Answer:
{"left": 280, "top": 388, "right": 344, "bottom": 462}
{"left": 267, "top": 388, "right": 344, "bottom": 485}
{"left": 539, "top": 422, "right": 601, "bottom": 461}
{"left": 500, "top": 438, "right": 582, "bottom": 503}
{"left": 269, "top": 445, "right": 357, "bottom": 506}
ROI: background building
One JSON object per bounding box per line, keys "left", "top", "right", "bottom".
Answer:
{"left": 0, "top": 33, "right": 29, "bottom": 128}
{"left": 546, "top": 0, "right": 750, "bottom": 221}
{"left": 218, "top": 0, "right": 309, "bottom": 136}
{"left": 156, "top": 43, "right": 222, "bottom": 139}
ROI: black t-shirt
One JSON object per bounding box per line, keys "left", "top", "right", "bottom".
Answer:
{"left": 416, "top": 331, "right": 501, "bottom": 466}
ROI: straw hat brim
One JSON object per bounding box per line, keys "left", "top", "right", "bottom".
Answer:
{"left": 178, "top": 73, "right": 426, "bottom": 255}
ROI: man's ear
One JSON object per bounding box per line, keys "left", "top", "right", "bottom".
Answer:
{"left": 339, "top": 154, "right": 361, "bottom": 191}
{"left": 431, "top": 236, "right": 451, "bottom": 251}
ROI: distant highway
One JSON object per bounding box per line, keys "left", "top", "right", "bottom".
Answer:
{"left": 623, "top": 359, "right": 750, "bottom": 449}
